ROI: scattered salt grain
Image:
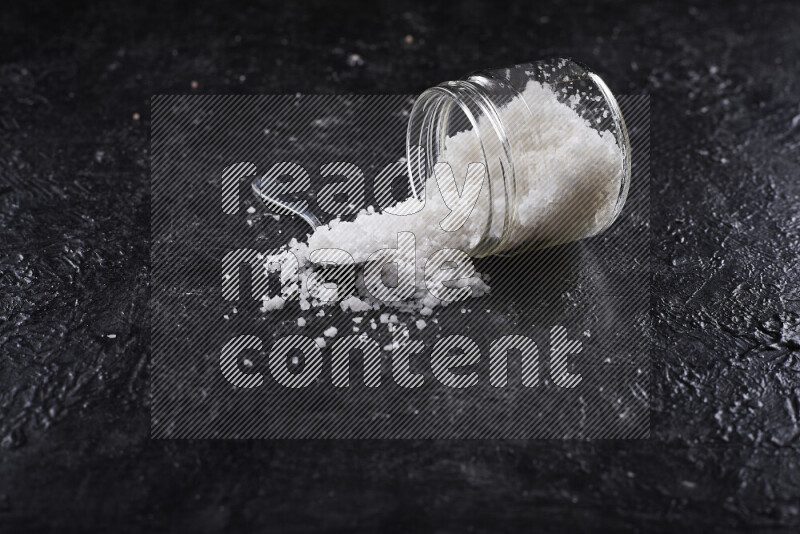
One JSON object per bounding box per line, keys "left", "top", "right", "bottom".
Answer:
{"left": 323, "top": 326, "right": 338, "bottom": 338}
{"left": 260, "top": 295, "right": 285, "bottom": 312}
{"left": 346, "top": 54, "right": 364, "bottom": 67}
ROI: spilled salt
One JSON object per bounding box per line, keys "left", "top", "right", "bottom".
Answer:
{"left": 261, "top": 79, "right": 623, "bottom": 336}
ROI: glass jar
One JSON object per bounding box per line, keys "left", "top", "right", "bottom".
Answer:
{"left": 406, "top": 58, "right": 630, "bottom": 257}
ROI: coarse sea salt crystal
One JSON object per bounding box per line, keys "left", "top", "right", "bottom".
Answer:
{"left": 260, "top": 295, "right": 285, "bottom": 312}
{"left": 340, "top": 295, "right": 372, "bottom": 313}
{"left": 323, "top": 326, "right": 338, "bottom": 338}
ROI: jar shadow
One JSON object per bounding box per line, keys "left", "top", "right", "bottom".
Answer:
{"left": 472, "top": 240, "right": 617, "bottom": 327}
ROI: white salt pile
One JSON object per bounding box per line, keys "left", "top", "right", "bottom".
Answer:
{"left": 262, "top": 80, "right": 623, "bottom": 338}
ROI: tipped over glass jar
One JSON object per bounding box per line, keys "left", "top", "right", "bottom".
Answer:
{"left": 406, "top": 58, "right": 631, "bottom": 257}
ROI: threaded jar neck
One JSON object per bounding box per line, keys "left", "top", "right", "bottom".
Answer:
{"left": 406, "top": 78, "right": 518, "bottom": 258}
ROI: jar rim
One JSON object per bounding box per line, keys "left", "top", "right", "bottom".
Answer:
{"left": 406, "top": 80, "right": 517, "bottom": 257}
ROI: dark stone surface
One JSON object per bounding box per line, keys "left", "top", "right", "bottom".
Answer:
{"left": 1, "top": 0, "right": 799, "bottom": 531}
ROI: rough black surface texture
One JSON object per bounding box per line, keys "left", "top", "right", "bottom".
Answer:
{"left": 1, "top": 0, "right": 799, "bottom": 532}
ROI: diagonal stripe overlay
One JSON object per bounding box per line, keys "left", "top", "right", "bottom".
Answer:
{"left": 150, "top": 95, "right": 650, "bottom": 439}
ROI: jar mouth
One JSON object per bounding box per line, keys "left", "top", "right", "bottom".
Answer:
{"left": 406, "top": 81, "right": 516, "bottom": 258}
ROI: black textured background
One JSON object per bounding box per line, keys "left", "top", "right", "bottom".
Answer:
{"left": 1, "top": 0, "right": 799, "bottom": 532}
